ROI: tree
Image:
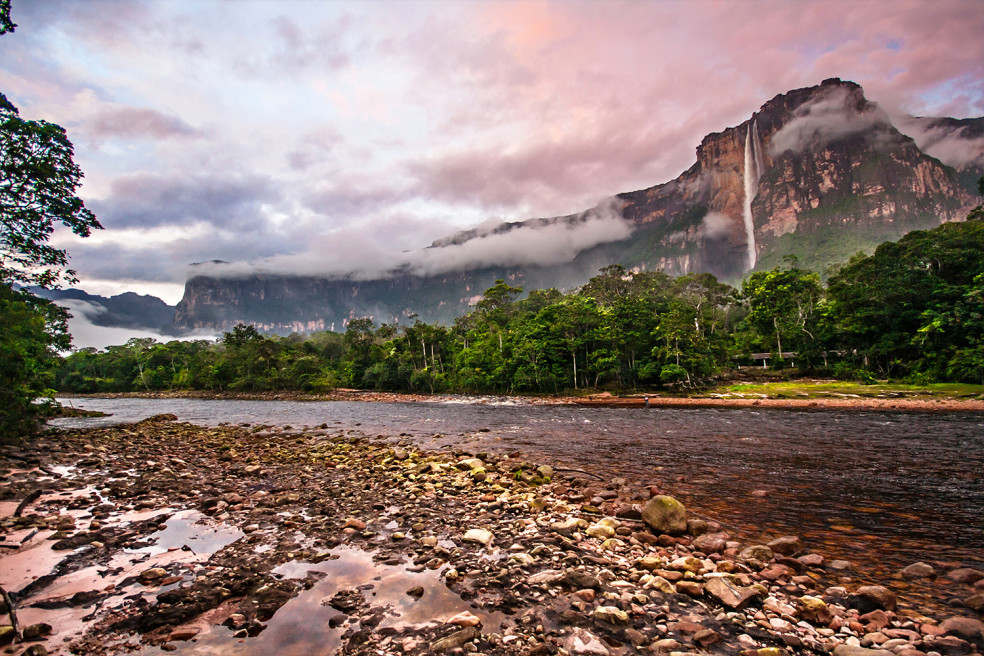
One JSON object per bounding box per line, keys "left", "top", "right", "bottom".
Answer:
{"left": 741, "top": 267, "right": 824, "bottom": 362}
{"left": 0, "top": 8, "right": 102, "bottom": 437}
{"left": 1, "top": 284, "right": 69, "bottom": 440}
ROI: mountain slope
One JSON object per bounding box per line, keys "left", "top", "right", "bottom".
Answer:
{"left": 174, "top": 78, "right": 982, "bottom": 334}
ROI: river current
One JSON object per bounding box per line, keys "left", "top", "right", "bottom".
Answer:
{"left": 52, "top": 397, "right": 983, "bottom": 589}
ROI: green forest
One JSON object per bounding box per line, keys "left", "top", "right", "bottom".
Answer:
{"left": 53, "top": 216, "right": 984, "bottom": 397}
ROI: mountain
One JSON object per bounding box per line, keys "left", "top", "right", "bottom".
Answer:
{"left": 31, "top": 288, "right": 178, "bottom": 333}
{"left": 174, "top": 78, "right": 982, "bottom": 334}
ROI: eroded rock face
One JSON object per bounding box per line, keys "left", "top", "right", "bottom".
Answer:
{"left": 172, "top": 79, "right": 981, "bottom": 334}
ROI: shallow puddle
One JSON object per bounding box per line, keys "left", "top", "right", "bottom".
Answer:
{"left": 139, "top": 546, "right": 507, "bottom": 655}
{"left": 128, "top": 509, "right": 244, "bottom": 556}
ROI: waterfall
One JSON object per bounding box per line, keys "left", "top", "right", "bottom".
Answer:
{"left": 742, "top": 118, "right": 764, "bottom": 270}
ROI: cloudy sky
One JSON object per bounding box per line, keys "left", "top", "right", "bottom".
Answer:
{"left": 3, "top": 0, "right": 983, "bottom": 304}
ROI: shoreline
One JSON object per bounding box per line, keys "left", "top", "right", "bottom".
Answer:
{"left": 1, "top": 416, "right": 981, "bottom": 655}
{"left": 57, "top": 389, "right": 984, "bottom": 413}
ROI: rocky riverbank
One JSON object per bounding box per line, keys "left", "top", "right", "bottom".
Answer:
{"left": 57, "top": 389, "right": 984, "bottom": 412}
{"left": 1, "top": 416, "right": 982, "bottom": 656}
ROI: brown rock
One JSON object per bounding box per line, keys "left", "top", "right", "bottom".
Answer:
{"left": 939, "top": 617, "right": 984, "bottom": 642}
{"left": 431, "top": 626, "right": 481, "bottom": 653}
{"left": 693, "top": 628, "right": 722, "bottom": 648}
{"left": 676, "top": 581, "right": 704, "bottom": 596}
{"left": 947, "top": 568, "right": 984, "bottom": 585}
{"left": 767, "top": 535, "right": 804, "bottom": 556}
{"left": 692, "top": 531, "right": 729, "bottom": 554}
{"left": 641, "top": 495, "right": 687, "bottom": 535}
{"left": 861, "top": 610, "right": 891, "bottom": 631}
{"left": 832, "top": 646, "right": 895, "bottom": 656}
{"left": 705, "top": 576, "right": 761, "bottom": 610}
{"left": 901, "top": 562, "right": 936, "bottom": 579}
{"left": 849, "top": 585, "right": 897, "bottom": 612}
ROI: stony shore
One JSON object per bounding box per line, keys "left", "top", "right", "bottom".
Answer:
{"left": 58, "top": 389, "right": 984, "bottom": 412}
{"left": 1, "top": 415, "right": 982, "bottom": 656}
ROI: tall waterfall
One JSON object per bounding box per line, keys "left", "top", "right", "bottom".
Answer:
{"left": 742, "top": 119, "right": 764, "bottom": 270}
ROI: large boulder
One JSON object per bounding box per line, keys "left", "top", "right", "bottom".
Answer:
{"left": 848, "top": 585, "right": 897, "bottom": 613}
{"left": 641, "top": 495, "right": 687, "bottom": 535}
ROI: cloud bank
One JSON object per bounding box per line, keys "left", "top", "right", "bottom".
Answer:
{"left": 0, "top": 0, "right": 980, "bottom": 301}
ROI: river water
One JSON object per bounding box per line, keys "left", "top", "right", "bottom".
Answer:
{"left": 52, "top": 397, "right": 984, "bottom": 591}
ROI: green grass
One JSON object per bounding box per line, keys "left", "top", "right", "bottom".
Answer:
{"left": 709, "top": 380, "right": 984, "bottom": 400}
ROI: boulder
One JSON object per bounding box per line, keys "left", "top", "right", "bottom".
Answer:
{"left": 693, "top": 532, "right": 729, "bottom": 554}
{"left": 947, "top": 568, "right": 984, "bottom": 585}
{"left": 901, "top": 562, "right": 936, "bottom": 579}
{"left": 848, "top": 585, "right": 897, "bottom": 613}
{"left": 767, "top": 535, "right": 804, "bottom": 556}
{"left": 939, "top": 617, "right": 984, "bottom": 642}
{"left": 705, "top": 576, "right": 761, "bottom": 610}
{"left": 740, "top": 545, "right": 775, "bottom": 563}
{"left": 641, "top": 495, "right": 687, "bottom": 535}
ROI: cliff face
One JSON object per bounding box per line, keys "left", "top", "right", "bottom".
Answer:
{"left": 174, "top": 79, "right": 982, "bottom": 334}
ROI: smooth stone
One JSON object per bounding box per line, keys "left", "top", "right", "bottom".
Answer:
{"left": 705, "top": 576, "right": 761, "bottom": 610}
{"left": 939, "top": 617, "right": 984, "bottom": 641}
{"left": 740, "top": 545, "right": 775, "bottom": 563}
{"left": 593, "top": 605, "right": 630, "bottom": 624}
{"left": 692, "top": 532, "right": 729, "bottom": 554}
{"left": 431, "top": 626, "right": 481, "bottom": 653}
{"left": 767, "top": 535, "right": 804, "bottom": 556}
{"left": 462, "top": 528, "right": 494, "bottom": 546}
{"left": 901, "top": 562, "right": 936, "bottom": 579}
{"left": 947, "top": 568, "right": 984, "bottom": 585}
{"left": 850, "top": 585, "right": 897, "bottom": 612}
{"left": 641, "top": 495, "right": 688, "bottom": 535}
{"left": 446, "top": 611, "right": 481, "bottom": 627}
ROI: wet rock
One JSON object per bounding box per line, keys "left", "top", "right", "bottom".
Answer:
{"left": 326, "top": 588, "right": 362, "bottom": 613}
{"left": 901, "top": 562, "right": 936, "bottom": 579}
{"left": 462, "top": 528, "right": 493, "bottom": 546}
{"left": 964, "top": 593, "right": 984, "bottom": 611}
{"left": 693, "top": 531, "right": 729, "bottom": 554}
{"left": 641, "top": 495, "right": 687, "bottom": 535}
{"left": 652, "top": 638, "right": 682, "bottom": 652}
{"left": 767, "top": 535, "right": 804, "bottom": 556}
{"left": 431, "top": 626, "right": 480, "bottom": 653}
{"left": 849, "top": 585, "right": 898, "bottom": 612}
{"left": 687, "top": 518, "right": 709, "bottom": 536}
{"left": 446, "top": 611, "right": 481, "bottom": 627}
{"left": 344, "top": 517, "right": 366, "bottom": 530}
{"left": 947, "top": 568, "right": 984, "bottom": 585}
{"left": 705, "top": 576, "right": 761, "bottom": 610}
{"left": 21, "top": 623, "right": 53, "bottom": 640}
{"left": 799, "top": 553, "right": 825, "bottom": 567}
{"left": 406, "top": 586, "right": 424, "bottom": 599}
{"left": 0, "top": 626, "right": 15, "bottom": 646}
{"left": 796, "top": 595, "right": 833, "bottom": 625}
{"left": 22, "top": 646, "right": 48, "bottom": 656}
{"left": 832, "top": 646, "right": 896, "bottom": 656}
{"left": 740, "top": 545, "right": 775, "bottom": 563}
{"left": 140, "top": 567, "right": 168, "bottom": 582}
{"left": 169, "top": 628, "right": 200, "bottom": 641}
{"left": 593, "top": 605, "right": 629, "bottom": 624}
{"left": 693, "top": 628, "right": 722, "bottom": 648}
{"left": 528, "top": 569, "right": 566, "bottom": 586}
{"left": 829, "top": 559, "right": 853, "bottom": 571}
{"left": 932, "top": 635, "right": 973, "bottom": 654}
{"left": 939, "top": 617, "right": 984, "bottom": 642}
{"left": 568, "top": 628, "right": 611, "bottom": 655}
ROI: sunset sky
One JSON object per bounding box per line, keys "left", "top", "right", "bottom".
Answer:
{"left": 3, "top": 0, "right": 983, "bottom": 305}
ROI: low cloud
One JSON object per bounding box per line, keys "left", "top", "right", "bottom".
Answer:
{"left": 769, "top": 86, "right": 894, "bottom": 155}
{"left": 895, "top": 116, "right": 984, "bottom": 169}
{"left": 61, "top": 299, "right": 214, "bottom": 351}
{"left": 190, "top": 197, "right": 633, "bottom": 281}
{"left": 700, "top": 212, "right": 733, "bottom": 239}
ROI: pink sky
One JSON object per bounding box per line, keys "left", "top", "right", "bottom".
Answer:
{"left": 1, "top": 0, "right": 981, "bottom": 303}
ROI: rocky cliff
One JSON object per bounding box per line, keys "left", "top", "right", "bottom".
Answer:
{"left": 174, "top": 79, "right": 982, "bottom": 334}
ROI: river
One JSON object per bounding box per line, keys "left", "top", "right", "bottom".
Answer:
{"left": 52, "top": 397, "right": 984, "bottom": 596}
